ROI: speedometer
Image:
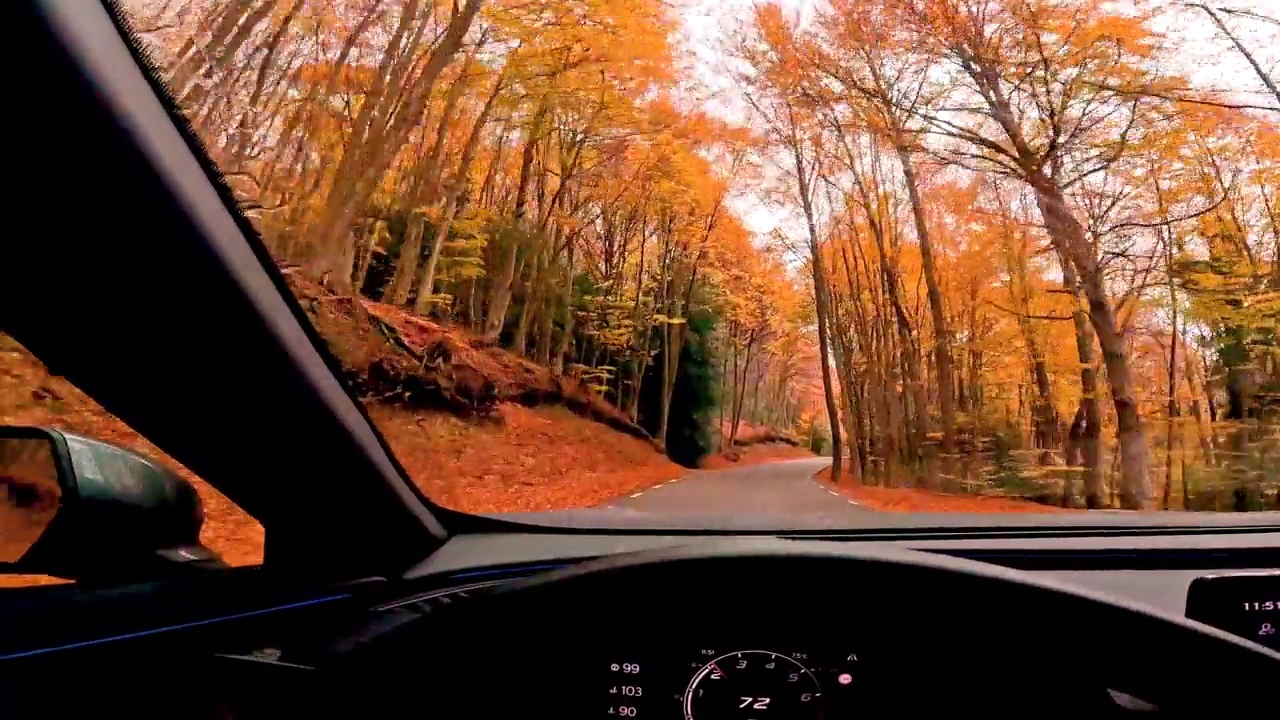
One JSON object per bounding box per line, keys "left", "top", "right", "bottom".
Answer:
{"left": 682, "top": 650, "right": 823, "bottom": 720}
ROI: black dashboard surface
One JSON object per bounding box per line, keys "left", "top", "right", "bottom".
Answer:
{"left": 4, "top": 528, "right": 1277, "bottom": 668}
{"left": 4, "top": 529, "right": 1279, "bottom": 719}
{"left": 409, "top": 530, "right": 1280, "bottom": 618}
{"left": 310, "top": 537, "right": 1280, "bottom": 718}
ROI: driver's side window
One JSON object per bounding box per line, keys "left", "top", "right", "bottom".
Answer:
{"left": 0, "top": 332, "right": 262, "bottom": 588}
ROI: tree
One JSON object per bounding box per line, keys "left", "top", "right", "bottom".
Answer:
{"left": 733, "top": 4, "right": 846, "bottom": 481}
{"left": 879, "top": 0, "right": 1158, "bottom": 507}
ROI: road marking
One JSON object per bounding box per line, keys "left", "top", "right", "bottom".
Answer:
{"left": 813, "top": 480, "right": 868, "bottom": 509}
{"left": 666, "top": 479, "right": 680, "bottom": 485}
{"left": 629, "top": 492, "right": 645, "bottom": 498}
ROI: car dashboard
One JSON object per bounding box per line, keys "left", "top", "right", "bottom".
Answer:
{"left": 5, "top": 529, "right": 1280, "bottom": 718}
{"left": 208, "top": 529, "right": 1280, "bottom": 718}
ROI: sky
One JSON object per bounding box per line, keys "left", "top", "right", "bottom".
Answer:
{"left": 678, "top": 0, "right": 808, "bottom": 243}
{"left": 1159, "top": 1, "right": 1280, "bottom": 99}
{"left": 677, "top": 0, "right": 1280, "bottom": 240}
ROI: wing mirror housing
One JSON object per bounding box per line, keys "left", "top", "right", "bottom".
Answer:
{"left": 0, "top": 426, "right": 226, "bottom": 583}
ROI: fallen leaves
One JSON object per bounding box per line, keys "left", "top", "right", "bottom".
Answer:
{"left": 371, "top": 403, "right": 686, "bottom": 513}
{"left": 699, "top": 442, "right": 814, "bottom": 469}
{"left": 815, "top": 466, "right": 1074, "bottom": 513}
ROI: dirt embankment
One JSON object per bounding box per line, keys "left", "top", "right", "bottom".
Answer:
{"left": 815, "top": 466, "right": 1073, "bottom": 514}
{"left": 289, "top": 274, "right": 651, "bottom": 441}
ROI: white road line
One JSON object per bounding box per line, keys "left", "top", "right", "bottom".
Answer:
{"left": 667, "top": 479, "right": 680, "bottom": 485}
{"left": 629, "top": 492, "right": 645, "bottom": 498}
{"left": 814, "top": 480, "right": 868, "bottom": 509}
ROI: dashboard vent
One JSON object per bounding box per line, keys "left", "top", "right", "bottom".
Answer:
{"left": 375, "top": 578, "right": 510, "bottom": 613}
{"left": 376, "top": 562, "right": 579, "bottom": 613}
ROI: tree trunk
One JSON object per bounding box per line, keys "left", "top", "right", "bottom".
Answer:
{"left": 512, "top": 258, "right": 539, "bottom": 355}
{"left": 260, "top": 1, "right": 382, "bottom": 202}
{"left": 865, "top": 210, "right": 929, "bottom": 454}
{"left": 1058, "top": 247, "right": 1104, "bottom": 509}
{"left": 309, "top": 0, "right": 483, "bottom": 292}
{"left": 1031, "top": 175, "right": 1149, "bottom": 509}
{"left": 413, "top": 63, "right": 476, "bottom": 205}
{"left": 897, "top": 147, "right": 955, "bottom": 451}
{"left": 305, "top": 0, "right": 425, "bottom": 287}
{"left": 552, "top": 240, "right": 576, "bottom": 375}
{"left": 230, "top": 0, "right": 302, "bottom": 166}
{"left": 791, "top": 141, "right": 843, "bottom": 482}
{"left": 352, "top": 222, "right": 378, "bottom": 294}
{"left": 718, "top": 340, "right": 730, "bottom": 451}
{"left": 658, "top": 317, "right": 685, "bottom": 452}
{"left": 412, "top": 74, "right": 505, "bottom": 312}
{"left": 484, "top": 104, "right": 545, "bottom": 339}
{"left": 1165, "top": 229, "right": 1181, "bottom": 510}
{"left": 389, "top": 211, "right": 426, "bottom": 305}
{"left": 964, "top": 53, "right": 1150, "bottom": 508}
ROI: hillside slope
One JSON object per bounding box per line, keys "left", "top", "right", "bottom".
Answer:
{"left": 371, "top": 404, "right": 683, "bottom": 512}
{"left": 287, "top": 273, "right": 651, "bottom": 439}
{"left": 286, "top": 273, "right": 687, "bottom": 510}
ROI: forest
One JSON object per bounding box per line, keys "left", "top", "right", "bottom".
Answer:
{"left": 115, "top": 0, "right": 1280, "bottom": 513}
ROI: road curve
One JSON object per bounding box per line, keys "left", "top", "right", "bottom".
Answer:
{"left": 602, "top": 457, "right": 875, "bottom": 521}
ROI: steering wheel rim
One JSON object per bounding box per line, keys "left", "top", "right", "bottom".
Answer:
{"left": 325, "top": 539, "right": 1279, "bottom": 716}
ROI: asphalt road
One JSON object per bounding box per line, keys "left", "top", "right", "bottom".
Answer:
{"left": 603, "top": 457, "right": 875, "bottom": 521}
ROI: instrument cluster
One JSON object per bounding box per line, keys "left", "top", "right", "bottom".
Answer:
{"left": 597, "top": 646, "right": 865, "bottom": 719}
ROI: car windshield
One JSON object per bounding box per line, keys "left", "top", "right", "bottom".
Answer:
{"left": 111, "top": 0, "right": 1280, "bottom": 528}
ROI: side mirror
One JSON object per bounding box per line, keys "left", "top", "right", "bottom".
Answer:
{"left": 0, "top": 426, "right": 226, "bottom": 583}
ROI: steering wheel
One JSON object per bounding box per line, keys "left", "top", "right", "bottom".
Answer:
{"left": 321, "top": 539, "right": 1278, "bottom": 717}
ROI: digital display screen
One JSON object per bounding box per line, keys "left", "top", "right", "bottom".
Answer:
{"left": 1185, "top": 572, "right": 1280, "bottom": 650}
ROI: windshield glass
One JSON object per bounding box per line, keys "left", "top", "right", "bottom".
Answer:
{"left": 114, "top": 0, "right": 1280, "bottom": 526}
